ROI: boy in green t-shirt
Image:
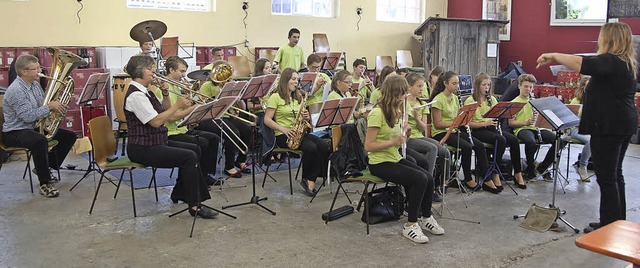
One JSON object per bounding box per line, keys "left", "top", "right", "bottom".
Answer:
{"left": 273, "top": 28, "right": 305, "bottom": 73}
{"left": 508, "top": 74, "right": 560, "bottom": 181}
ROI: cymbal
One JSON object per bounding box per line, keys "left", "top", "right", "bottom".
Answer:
{"left": 188, "top": 69, "right": 211, "bottom": 81}
{"left": 129, "top": 20, "right": 167, "bottom": 42}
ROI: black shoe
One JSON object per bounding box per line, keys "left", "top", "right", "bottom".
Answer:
{"left": 515, "top": 180, "right": 527, "bottom": 189}
{"left": 224, "top": 169, "right": 242, "bottom": 178}
{"left": 541, "top": 172, "right": 554, "bottom": 182}
{"left": 495, "top": 185, "right": 504, "bottom": 191}
{"left": 171, "top": 196, "right": 186, "bottom": 204}
{"left": 432, "top": 191, "right": 443, "bottom": 202}
{"left": 299, "top": 179, "right": 314, "bottom": 197}
{"left": 188, "top": 206, "right": 218, "bottom": 219}
{"left": 583, "top": 226, "right": 597, "bottom": 233}
{"left": 236, "top": 163, "right": 252, "bottom": 174}
{"left": 206, "top": 175, "right": 224, "bottom": 186}
{"left": 481, "top": 183, "right": 501, "bottom": 194}
{"left": 588, "top": 222, "right": 601, "bottom": 228}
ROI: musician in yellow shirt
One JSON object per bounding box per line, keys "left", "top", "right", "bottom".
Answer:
{"left": 273, "top": 28, "right": 305, "bottom": 72}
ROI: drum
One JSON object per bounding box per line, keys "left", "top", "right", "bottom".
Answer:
{"left": 112, "top": 74, "right": 131, "bottom": 124}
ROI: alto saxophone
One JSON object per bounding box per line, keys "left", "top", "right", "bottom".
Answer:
{"left": 286, "top": 90, "right": 312, "bottom": 150}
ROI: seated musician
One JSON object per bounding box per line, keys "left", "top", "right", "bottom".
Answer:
{"left": 123, "top": 55, "right": 217, "bottom": 219}
{"left": 351, "top": 59, "right": 374, "bottom": 102}
{"left": 405, "top": 73, "right": 450, "bottom": 201}
{"left": 368, "top": 66, "right": 396, "bottom": 105}
{"left": 569, "top": 75, "right": 592, "bottom": 182}
{"left": 198, "top": 60, "right": 252, "bottom": 178}
{"left": 2, "top": 55, "right": 76, "bottom": 197}
{"left": 430, "top": 71, "right": 498, "bottom": 193}
{"left": 246, "top": 58, "right": 273, "bottom": 128}
{"left": 508, "top": 74, "right": 559, "bottom": 181}
{"left": 138, "top": 41, "right": 154, "bottom": 57}
{"left": 364, "top": 75, "right": 444, "bottom": 243}
{"left": 424, "top": 66, "right": 443, "bottom": 100}
{"left": 150, "top": 56, "right": 222, "bottom": 186}
{"left": 304, "top": 54, "right": 330, "bottom": 106}
{"left": 263, "top": 68, "right": 330, "bottom": 196}
{"left": 327, "top": 70, "right": 365, "bottom": 122}
{"left": 465, "top": 73, "right": 526, "bottom": 189}
{"left": 202, "top": 47, "right": 225, "bottom": 71}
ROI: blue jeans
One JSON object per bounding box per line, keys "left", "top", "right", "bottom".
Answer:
{"left": 569, "top": 128, "right": 591, "bottom": 167}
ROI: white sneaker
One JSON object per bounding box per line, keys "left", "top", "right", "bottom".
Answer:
{"left": 418, "top": 215, "right": 445, "bottom": 235}
{"left": 577, "top": 166, "right": 590, "bottom": 182}
{"left": 402, "top": 223, "right": 429, "bottom": 243}
{"left": 39, "top": 183, "right": 59, "bottom": 198}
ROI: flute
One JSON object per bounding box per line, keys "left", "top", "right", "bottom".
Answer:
{"left": 458, "top": 89, "right": 474, "bottom": 146}
{"left": 401, "top": 94, "right": 408, "bottom": 158}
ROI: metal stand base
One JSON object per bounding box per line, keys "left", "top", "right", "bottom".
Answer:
{"left": 169, "top": 203, "right": 237, "bottom": 238}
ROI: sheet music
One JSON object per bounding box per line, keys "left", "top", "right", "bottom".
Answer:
{"left": 543, "top": 109, "right": 563, "bottom": 127}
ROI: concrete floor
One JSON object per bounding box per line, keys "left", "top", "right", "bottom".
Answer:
{"left": 0, "top": 144, "right": 638, "bottom": 268}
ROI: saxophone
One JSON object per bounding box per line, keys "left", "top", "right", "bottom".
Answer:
{"left": 37, "top": 48, "right": 86, "bottom": 140}
{"left": 286, "top": 90, "right": 312, "bottom": 149}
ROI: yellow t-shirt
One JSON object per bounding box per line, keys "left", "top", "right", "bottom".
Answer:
{"left": 464, "top": 95, "right": 498, "bottom": 124}
{"left": 367, "top": 107, "right": 402, "bottom": 165}
{"left": 421, "top": 83, "right": 431, "bottom": 100}
{"left": 266, "top": 93, "right": 300, "bottom": 136}
{"left": 199, "top": 81, "right": 221, "bottom": 99}
{"left": 511, "top": 95, "right": 538, "bottom": 135}
{"left": 570, "top": 98, "right": 582, "bottom": 117}
{"left": 151, "top": 85, "right": 188, "bottom": 136}
{"left": 326, "top": 90, "right": 351, "bottom": 100}
{"left": 307, "top": 72, "right": 332, "bottom": 105}
{"left": 407, "top": 100, "right": 429, "bottom": 138}
{"left": 351, "top": 76, "right": 371, "bottom": 101}
{"left": 274, "top": 45, "right": 304, "bottom": 71}
{"left": 369, "top": 88, "right": 381, "bottom": 105}
{"left": 431, "top": 93, "right": 460, "bottom": 137}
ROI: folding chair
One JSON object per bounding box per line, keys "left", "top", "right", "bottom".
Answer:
{"left": 375, "top": 55, "right": 394, "bottom": 74}
{"left": 160, "top": 36, "right": 179, "bottom": 58}
{"left": 312, "top": 33, "right": 330, "bottom": 53}
{"left": 227, "top": 55, "right": 252, "bottom": 80}
{"left": 111, "top": 74, "right": 131, "bottom": 156}
{"left": 88, "top": 116, "right": 156, "bottom": 217}
{"left": 396, "top": 50, "right": 425, "bottom": 72}
{"left": 0, "top": 107, "right": 60, "bottom": 193}
{"left": 258, "top": 49, "right": 278, "bottom": 63}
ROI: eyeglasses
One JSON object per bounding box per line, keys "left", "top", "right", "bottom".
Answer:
{"left": 25, "top": 66, "right": 42, "bottom": 71}
{"left": 341, "top": 80, "right": 353, "bottom": 85}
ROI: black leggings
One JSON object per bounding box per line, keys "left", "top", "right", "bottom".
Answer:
{"left": 169, "top": 129, "right": 219, "bottom": 175}
{"left": 275, "top": 133, "right": 330, "bottom": 182}
{"left": 517, "top": 129, "right": 557, "bottom": 172}
{"left": 591, "top": 134, "right": 630, "bottom": 225}
{"left": 197, "top": 117, "right": 252, "bottom": 170}
{"left": 369, "top": 158, "right": 434, "bottom": 222}
{"left": 471, "top": 127, "right": 522, "bottom": 173}
{"left": 433, "top": 131, "right": 488, "bottom": 182}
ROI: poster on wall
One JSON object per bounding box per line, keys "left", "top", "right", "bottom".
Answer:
{"left": 482, "top": 0, "right": 511, "bottom": 41}
{"left": 127, "top": 0, "right": 212, "bottom": 12}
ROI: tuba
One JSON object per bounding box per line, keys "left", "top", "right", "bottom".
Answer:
{"left": 37, "top": 48, "right": 86, "bottom": 140}
{"left": 210, "top": 62, "right": 234, "bottom": 84}
{"left": 286, "top": 90, "right": 312, "bottom": 149}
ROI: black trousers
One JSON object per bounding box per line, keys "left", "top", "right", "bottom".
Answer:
{"left": 275, "top": 133, "right": 330, "bottom": 182}
{"left": 433, "top": 131, "right": 488, "bottom": 182}
{"left": 369, "top": 158, "right": 434, "bottom": 222}
{"left": 516, "top": 129, "right": 557, "bottom": 172}
{"left": 169, "top": 129, "right": 220, "bottom": 175}
{"left": 197, "top": 118, "right": 251, "bottom": 170}
{"left": 128, "top": 141, "right": 211, "bottom": 207}
{"left": 591, "top": 134, "right": 630, "bottom": 226}
{"left": 3, "top": 128, "right": 76, "bottom": 184}
{"left": 472, "top": 127, "right": 523, "bottom": 173}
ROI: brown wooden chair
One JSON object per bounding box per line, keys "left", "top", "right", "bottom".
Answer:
{"left": 258, "top": 49, "right": 278, "bottom": 63}
{"left": 0, "top": 107, "right": 60, "bottom": 193}
{"left": 396, "top": 50, "right": 425, "bottom": 72}
{"left": 375, "top": 55, "right": 394, "bottom": 74}
{"left": 228, "top": 56, "right": 252, "bottom": 80}
{"left": 313, "top": 33, "right": 330, "bottom": 53}
{"left": 88, "top": 115, "right": 156, "bottom": 217}
{"left": 111, "top": 74, "right": 130, "bottom": 156}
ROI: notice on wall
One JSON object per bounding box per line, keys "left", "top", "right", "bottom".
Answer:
{"left": 127, "top": 0, "right": 212, "bottom": 12}
{"left": 608, "top": 0, "right": 640, "bottom": 18}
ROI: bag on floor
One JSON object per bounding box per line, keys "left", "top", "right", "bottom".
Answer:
{"left": 361, "top": 186, "right": 405, "bottom": 224}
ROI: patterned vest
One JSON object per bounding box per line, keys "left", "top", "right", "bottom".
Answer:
{"left": 124, "top": 84, "right": 169, "bottom": 146}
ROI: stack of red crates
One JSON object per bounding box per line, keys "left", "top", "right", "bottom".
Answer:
{"left": 533, "top": 84, "right": 557, "bottom": 98}
{"left": 557, "top": 70, "right": 581, "bottom": 87}
{"left": 195, "top": 46, "right": 237, "bottom": 69}
{"left": 556, "top": 87, "right": 577, "bottom": 103}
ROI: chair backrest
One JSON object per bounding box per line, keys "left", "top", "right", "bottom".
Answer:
{"left": 396, "top": 50, "right": 413, "bottom": 68}
{"left": 331, "top": 125, "right": 342, "bottom": 152}
{"left": 228, "top": 56, "right": 251, "bottom": 78}
{"left": 88, "top": 115, "right": 117, "bottom": 167}
{"left": 160, "top": 36, "right": 179, "bottom": 58}
{"left": 307, "top": 102, "right": 323, "bottom": 115}
{"left": 259, "top": 49, "right": 278, "bottom": 63}
{"left": 313, "top": 33, "right": 330, "bottom": 53}
{"left": 375, "top": 56, "right": 393, "bottom": 74}
{"left": 112, "top": 74, "right": 131, "bottom": 125}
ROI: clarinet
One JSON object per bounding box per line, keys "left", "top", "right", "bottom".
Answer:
{"left": 459, "top": 90, "right": 474, "bottom": 146}
{"left": 529, "top": 91, "right": 543, "bottom": 142}
{"left": 486, "top": 92, "right": 502, "bottom": 135}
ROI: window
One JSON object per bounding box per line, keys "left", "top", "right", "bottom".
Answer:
{"left": 376, "top": 0, "right": 423, "bottom": 23}
{"left": 127, "top": 0, "right": 213, "bottom": 12}
{"left": 550, "top": 0, "right": 607, "bottom": 26}
{"left": 271, "top": 0, "right": 336, "bottom": 18}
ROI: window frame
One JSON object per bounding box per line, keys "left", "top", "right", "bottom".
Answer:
{"left": 550, "top": 0, "right": 607, "bottom": 26}
{"left": 271, "top": 0, "right": 337, "bottom": 18}
{"left": 375, "top": 0, "right": 424, "bottom": 24}
{"left": 126, "top": 0, "right": 214, "bottom": 12}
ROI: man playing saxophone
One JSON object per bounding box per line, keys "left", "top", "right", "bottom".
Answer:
{"left": 2, "top": 55, "right": 76, "bottom": 197}
{"left": 263, "top": 68, "right": 330, "bottom": 197}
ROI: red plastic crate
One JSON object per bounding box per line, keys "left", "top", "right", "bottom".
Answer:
{"left": 0, "top": 49, "right": 4, "bottom": 68}
{"left": 71, "top": 68, "right": 106, "bottom": 89}
{"left": 81, "top": 106, "right": 106, "bottom": 138}
{"left": 196, "top": 46, "right": 210, "bottom": 64}
{"left": 15, "top": 47, "right": 35, "bottom": 58}
{"left": 222, "top": 47, "right": 236, "bottom": 60}
{"left": 3, "top": 48, "right": 16, "bottom": 68}
{"left": 557, "top": 70, "right": 580, "bottom": 86}
{"left": 36, "top": 48, "right": 54, "bottom": 69}
{"left": 556, "top": 87, "right": 577, "bottom": 103}
{"left": 0, "top": 70, "right": 8, "bottom": 88}
{"left": 533, "top": 84, "right": 557, "bottom": 98}
{"left": 61, "top": 109, "right": 83, "bottom": 135}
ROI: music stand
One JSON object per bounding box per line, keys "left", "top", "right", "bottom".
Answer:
{"left": 171, "top": 96, "right": 238, "bottom": 237}
{"left": 435, "top": 101, "right": 480, "bottom": 224}
{"left": 298, "top": 72, "right": 318, "bottom": 93}
{"left": 309, "top": 97, "right": 359, "bottom": 202}
{"left": 222, "top": 78, "right": 278, "bottom": 215}
{"left": 514, "top": 96, "right": 580, "bottom": 233}
{"left": 69, "top": 72, "right": 110, "bottom": 192}
{"left": 473, "top": 102, "right": 525, "bottom": 195}
{"left": 315, "top": 52, "right": 342, "bottom": 76}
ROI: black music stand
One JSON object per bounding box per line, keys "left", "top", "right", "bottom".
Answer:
{"left": 315, "top": 52, "right": 342, "bottom": 76}
{"left": 222, "top": 74, "right": 277, "bottom": 215}
{"left": 309, "top": 97, "right": 359, "bottom": 202}
{"left": 435, "top": 101, "right": 481, "bottom": 224}
{"left": 171, "top": 97, "right": 238, "bottom": 237}
{"left": 473, "top": 102, "right": 525, "bottom": 195}
{"left": 298, "top": 72, "right": 318, "bottom": 93}
{"left": 514, "top": 96, "right": 580, "bottom": 233}
{"left": 69, "top": 73, "right": 110, "bottom": 192}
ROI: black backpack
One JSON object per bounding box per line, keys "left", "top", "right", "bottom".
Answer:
{"left": 329, "top": 124, "right": 367, "bottom": 181}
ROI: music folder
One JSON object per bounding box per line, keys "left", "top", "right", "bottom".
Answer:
{"left": 178, "top": 96, "right": 237, "bottom": 128}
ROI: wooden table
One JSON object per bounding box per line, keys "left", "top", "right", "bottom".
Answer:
{"left": 575, "top": 220, "right": 640, "bottom": 267}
